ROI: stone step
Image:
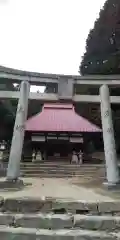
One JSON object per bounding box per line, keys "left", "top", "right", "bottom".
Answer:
{"left": 20, "top": 165, "right": 103, "bottom": 169}
{"left": 20, "top": 172, "right": 106, "bottom": 180}
{"left": 0, "top": 226, "right": 117, "bottom": 239}
{"left": 21, "top": 166, "right": 104, "bottom": 174}
{"left": 1, "top": 198, "right": 120, "bottom": 215}
{"left": 20, "top": 166, "right": 104, "bottom": 170}
{"left": 20, "top": 170, "right": 105, "bottom": 177}
{"left": 20, "top": 166, "right": 105, "bottom": 174}
{"left": 0, "top": 173, "right": 105, "bottom": 179}
{"left": 4, "top": 165, "right": 105, "bottom": 171}
{"left": 4, "top": 163, "right": 105, "bottom": 170}
{"left": 20, "top": 163, "right": 104, "bottom": 168}
{"left": 21, "top": 172, "right": 104, "bottom": 177}
{"left": 20, "top": 167, "right": 105, "bottom": 171}
{"left": 21, "top": 173, "right": 105, "bottom": 179}
{"left": 0, "top": 213, "right": 73, "bottom": 229}
{"left": 20, "top": 169, "right": 105, "bottom": 174}
{"left": 19, "top": 164, "right": 105, "bottom": 177}
{"left": 20, "top": 168, "right": 103, "bottom": 172}
{"left": 0, "top": 213, "right": 120, "bottom": 231}
{"left": 20, "top": 162, "right": 103, "bottom": 166}
{"left": 20, "top": 172, "right": 105, "bottom": 177}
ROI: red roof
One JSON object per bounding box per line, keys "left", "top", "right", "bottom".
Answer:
{"left": 25, "top": 103, "right": 101, "bottom": 133}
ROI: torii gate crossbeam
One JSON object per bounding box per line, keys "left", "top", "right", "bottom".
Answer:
{"left": 1, "top": 91, "right": 120, "bottom": 104}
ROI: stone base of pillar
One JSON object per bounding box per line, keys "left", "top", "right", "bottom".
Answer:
{"left": 103, "top": 181, "right": 120, "bottom": 190}
{"left": 0, "top": 179, "right": 25, "bottom": 189}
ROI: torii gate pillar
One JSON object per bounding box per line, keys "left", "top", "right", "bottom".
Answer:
{"left": 7, "top": 81, "right": 30, "bottom": 181}
{"left": 100, "top": 85, "right": 119, "bottom": 187}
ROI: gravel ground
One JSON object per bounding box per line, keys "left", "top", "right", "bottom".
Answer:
{"left": 0, "top": 177, "right": 116, "bottom": 201}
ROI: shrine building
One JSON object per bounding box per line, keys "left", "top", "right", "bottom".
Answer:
{"left": 24, "top": 103, "right": 101, "bottom": 162}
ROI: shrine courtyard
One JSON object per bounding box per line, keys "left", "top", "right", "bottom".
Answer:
{"left": 0, "top": 176, "right": 118, "bottom": 201}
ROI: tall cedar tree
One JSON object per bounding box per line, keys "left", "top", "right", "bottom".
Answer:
{"left": 80, "top": 0, "right": 120, "bottom": 75}
{"left": 79, "top": 0, "right": 120, "bottom": 147}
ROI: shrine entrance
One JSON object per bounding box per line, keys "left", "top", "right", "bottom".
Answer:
{"left": 29, "top": 131, "right": 85, "bottom": 162}
{"left": 31, "top": 139, "right": 84, "bottom": 162}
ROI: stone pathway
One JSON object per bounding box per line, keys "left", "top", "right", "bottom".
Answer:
{"left": 0, "top": 177, "right": 115, "bottom": 201}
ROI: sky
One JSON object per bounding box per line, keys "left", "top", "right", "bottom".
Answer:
{"left": 0, "top": 0, "right": 105, "bottom": 92}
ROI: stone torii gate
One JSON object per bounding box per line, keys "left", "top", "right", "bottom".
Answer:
{"left": 0, "top": 66, "right": 120, "bottom": 187}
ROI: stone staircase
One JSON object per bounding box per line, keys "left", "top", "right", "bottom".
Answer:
{"left": 0, "top": 197, "right": 120, "bottom": 239}
{"left": 20, "top": 162, "right": 106, "bottom": 179}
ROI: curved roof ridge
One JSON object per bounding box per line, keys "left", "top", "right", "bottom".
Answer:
{"left": 43, "top": 103, "right": 74, "bottom": 110}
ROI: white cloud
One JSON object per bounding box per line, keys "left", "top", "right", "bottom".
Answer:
{"left": 0, "top": 0, "right": 105, "bottom": 77}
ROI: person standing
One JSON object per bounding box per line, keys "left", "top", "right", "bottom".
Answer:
{"left": 71, "top": 150, "right": 78, "bottom": 164}
{"left": 78, "top": 150, "right": 83, "bottom": 165}
{"left": 32, "top": 150, "right": 36, "bottom": 162}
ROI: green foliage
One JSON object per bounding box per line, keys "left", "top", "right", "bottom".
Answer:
{"left": 79, "top": 0, "right": 120, "bottom": 148}
{"left": 0, "top": 82, "right": 17, "bottom": 140}
{"left": 80, "top": 0, "right": 120, "bottom": 75}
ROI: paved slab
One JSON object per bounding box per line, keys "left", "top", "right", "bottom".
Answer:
{"left": 0, "top": 178, "right": 115, "bottom": 201}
